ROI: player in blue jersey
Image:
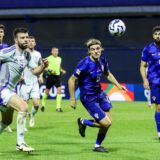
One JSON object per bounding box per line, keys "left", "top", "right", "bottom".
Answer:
{"left": 0, "top": 27, "right": 48, "bottom": 152}
{"left": 0, "top": 24, "right": 8, "bottom": 50}
{"left": 140, "top": 26, "right": 160, "bottom": 140}
{"left": 68, "top": 38, "right": 127, "bottom": 152}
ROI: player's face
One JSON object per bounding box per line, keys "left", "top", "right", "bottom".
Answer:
{"left": 89, "top": 44, "right": 102, "bottom": 61}
{"left": 51, "top": 48, "right": 59, "bottom": 57}
{"left": 28, "top": 38, "right": 36, "bottom": 50}
{"left": 15, "top": 32, "right": 29, "bottom": 50}
{"left": 153, "top": 31, "right": 160, "bottom": 43}
{"left": 0, "top": 29, "right": 4, "bottom": 42}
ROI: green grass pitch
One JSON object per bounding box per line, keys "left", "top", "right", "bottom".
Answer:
{"left": 0, "top": 100, "right": 159, "bottom": 160}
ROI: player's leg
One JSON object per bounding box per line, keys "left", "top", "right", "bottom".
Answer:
{"left": 19, "top": 84, "right": 31, "bottom": 132}
{"left": 155, "top": 104, "right": 160, "bottom": 140}
{"left": 41, "top": 76, "right": 53, "bottom": 112}
{"left": 56, "top": 86, "right": 63, "bottom": 112}
{"left": 30, "top": 84, "right": 40, "bottom": 127}
{"left": 41, "top": 89, "right": 49, "bottom": 112}
{"left": 55, "top": 77, "right": 63, "bottom": 112}
{"left": 7, "top": 94, "right": 34, "bottom": 151}
{"left": 30, "top": 98, "right": 39, "bottom": 127}
{"left": 150, "top": 85, "right": 160, "bottom": 140}
{"left": 0, "top": 107, "right": 14, "bottom": 133}
{"left": 93, "top": 112, "right": 111, "bottom": 152}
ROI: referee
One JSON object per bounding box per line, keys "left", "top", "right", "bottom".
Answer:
{"left": 41, "top": 47, "right": 66, "bottom": 112}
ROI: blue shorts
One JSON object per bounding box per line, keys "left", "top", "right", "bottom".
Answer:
{"left": 80, "top": 91, "right": 112, "bottom": 122}
{"left": 150, "top": 84, "right": 160, "bottom": 104}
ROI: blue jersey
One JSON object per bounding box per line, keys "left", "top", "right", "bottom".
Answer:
{"left": 73, "top": 55, "right": 109, "bottom": 96}
{"left": 141, "top": 42, "right": 160, "bottom": 86}
{"left": 0, "top": 43, "right": 8, "bottom": 50}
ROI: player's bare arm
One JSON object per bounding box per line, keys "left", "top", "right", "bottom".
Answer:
{"left": 32, "top": 58, "right": 48, "bottom": 76}
{"left": 140, "top": 60, "right": 150, "bottom": 90}
{"left": 68, "top": 74, "right": 77, "bottom": 109}
{"left": 106, "top": 71, "right": 128, "bottom": 92}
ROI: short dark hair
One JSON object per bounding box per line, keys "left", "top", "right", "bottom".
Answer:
{"left": 29, "top": 36, "right": 35, "bottom": 39}
{"left": 0, "top": 24, "right": 5, "bottom": 30}
{"left": 152, "top": 26, "right": 160, "bottom": 33}
{"left": 13, "top": 27, "right": 28, "bottom": 38}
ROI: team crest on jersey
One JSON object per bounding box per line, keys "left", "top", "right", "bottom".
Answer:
{"left": 94, "top": 113, "right": 99, "bottom": 119}
{"left": 152, "top": 96, "right": 156, "bottom": 101}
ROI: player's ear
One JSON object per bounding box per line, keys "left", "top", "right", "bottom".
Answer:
{"left": 101, "top": 47, "right": 104, "bottom": 51}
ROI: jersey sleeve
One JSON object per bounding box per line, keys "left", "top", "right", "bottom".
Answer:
{"left": 141, "top": 46, "right": 148, "bottom": 62}
{"left": 73, "top": 59, "right": 87, "bottom": 78}
{"left": 0, "top": 45, "right": 16, "bottom": 60}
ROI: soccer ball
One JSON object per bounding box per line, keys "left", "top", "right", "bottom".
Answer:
{"left": 108, "top": 19, "right": 126, "bottom": 37}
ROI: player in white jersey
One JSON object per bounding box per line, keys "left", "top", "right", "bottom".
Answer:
{"left": 0, "top": 28, "right": 48, "bottom": 152}
{"left": 19, "top": 36, "right": 43, "bottom": 128}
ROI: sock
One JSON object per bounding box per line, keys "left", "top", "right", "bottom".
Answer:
{"left": 95, "top": 133, "right": 106, "bottom": 147}
{"left": 0, "top": 121, "right": 7, "bottom": 134}
{"left": 31, "top": 106, "right": 39, "bottom": 116}
{"left": 56, "top": 94, "right": 62, "bottom": 109}
{"left": 17, "top": 112, "right": 27, "bottom": 145}
{"left": 42, "top": 92, "right": 48, "bottom": 107}
{"left": 82, "top": 119, "right": 94, "bottom": 127}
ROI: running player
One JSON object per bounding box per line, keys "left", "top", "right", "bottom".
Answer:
{"left": 19, "top": 36, "right": 43, "bottom": 128}
{"left": 68, "top": 38, "right": 127, "bottom": 152}
{"left": 0, "top": 27, "right": 48, "bottom": 152}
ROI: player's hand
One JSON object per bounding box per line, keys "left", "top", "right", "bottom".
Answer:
{"left": 70, "top": 99, "right": 76, "bottom": 110}
{"left": 119, "top": 85, "right": 128, "bottom": 93}
{"left": 42, "top": 58, "right": 48, "bottom": 68}
{"left": 62, "top": 70, "right": 66, "bottom": 75}
{"left": 143, "top": 79, "right": 150, "bottom": 90}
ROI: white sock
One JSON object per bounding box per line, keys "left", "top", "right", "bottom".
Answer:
{"left": 0, "top": 121, "right": 7, "bottom": 134}
{"left": 17, "top": 112, "right": 27, "bottom": 145}
{"left": 95, "top": 144, "right": 100, "bottom": 148}
{"left": 158, "top": 132, "right": 160, "bottom": 138}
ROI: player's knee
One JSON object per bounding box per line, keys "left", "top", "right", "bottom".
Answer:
{"left": 19, "top": 103, "right": 28, "bottom": 112}
{"left": 100, "top": 118, "right": 112, "bottom": 128}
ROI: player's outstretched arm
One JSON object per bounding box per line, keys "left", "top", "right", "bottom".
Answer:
{"left": 68, "top": 75, "right": 77, "bottom": 109}
{"left": 106, "top": 71, "right": 128, "bottom": 92}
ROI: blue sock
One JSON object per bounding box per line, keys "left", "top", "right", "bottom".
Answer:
{"left": 95, "top": 133, "right": 106, "bottom": 146}
{"left": 155, "top": 111, "right": 160, "bottom": 132}
{"left": 83, "top": 119, "right": 94, "bottom": 127}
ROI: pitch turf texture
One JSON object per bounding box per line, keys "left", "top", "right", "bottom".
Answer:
{"left": 0, "top": 100, "right": 159, "bottom": 160}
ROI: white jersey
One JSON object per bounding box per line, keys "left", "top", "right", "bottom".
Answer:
{"left": 22, "top": 50, "right": 42, "bottom": 85}
{"left": 0, "top": 45, "right": 37, "bottom": 92}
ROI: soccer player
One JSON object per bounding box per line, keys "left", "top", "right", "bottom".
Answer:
{"left": 0, "top": 24, "right": 8, "bottom": 50}
{"left": 0, "top": 27, "right": 48, "bottom": 152}
{"left": 19, "top": 36, "right": 43, "bottom": 128}
{"left": 41, "top": 47, "right": 66, "bottom": 112}
{"left": 140, "top": 25, "right": 160, "bottom": 140}
{"left": 0, "top": 24, "right": 13, "bottom": 133}
{"left": 68, "top": 38, "right": 127, "bottom": 152}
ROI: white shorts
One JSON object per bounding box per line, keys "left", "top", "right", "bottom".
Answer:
{"left": 19, "top": 82, "right": 40, "bottom": 101}
{"left": 0, "top": 88, "right": 16, "bottom": 106}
